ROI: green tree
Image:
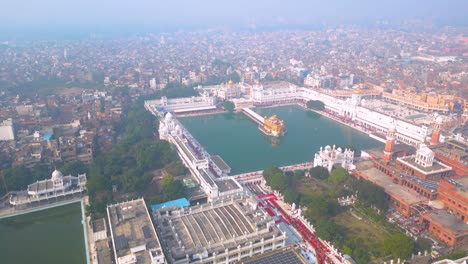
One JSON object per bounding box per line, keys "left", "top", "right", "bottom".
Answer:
{"left": 228, "top": 72, "right": 241, "bottom": 83}
{"left": 223, "top": 100, "right": 235, "bottom": 112}
{"left": 444, "top": 250, "right": 467, "bottom": 260}
{"left": 306, "top": 100, "right": 325, "bottom": 110}
{"left": 309, "top": 166, "right": 329, "bottom": 180}
{"left": 414, "top": 238, "right": 432, "bottom": 254}
{"left": 263, "top": 166, "right": 283, "bottom": 183}
{"left": 328, "top": 168, "right": 348, "bottom": 186}
{"left": 269, "top": 172, "right": 288, "bottom": 192}
{"left": 383, "top": 233, "right": 414, "bottom": 260}
{"left": 164, "top": 160, "right": 188, "bottom": 176}
{"left": 60, "top": 160, "right": 88, "bottom": 176}
{"left": 351, "top": 178, "right": 389, "bottom": 211}
{"left": 161, "top": 174, "right": 185, "bottom": 201}
{"left": 284, "top": 189, "right": 301, "bottom": 204}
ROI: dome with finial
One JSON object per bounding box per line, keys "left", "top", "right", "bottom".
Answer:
{"left": 164, "top": 112, "right": 173, "bottom": 121}
{"left": 51, "top": 169, "right": 63, "bottom": 180}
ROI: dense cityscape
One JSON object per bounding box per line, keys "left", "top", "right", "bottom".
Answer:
{"left": 0, "top": 1, "right": 467, "bottom": 264}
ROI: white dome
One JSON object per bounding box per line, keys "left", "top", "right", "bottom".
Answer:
{"left": 389, "top": 124, "right": 397, "bottom": 132}
{"left": 51, "top": 169, "right": 63, "bottom": 180}
{"left": 165, "top": 112, "right": 173, "bottom": 121}
{"left": 435, "top": 116, "right": 443, "bottom": 124}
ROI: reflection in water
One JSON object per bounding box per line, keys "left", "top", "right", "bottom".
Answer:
{"left": 264, "top": 134, "right": 281, "bottom": 146}
{"left": 306, "top": 111, "right": 321, "bottom": 119}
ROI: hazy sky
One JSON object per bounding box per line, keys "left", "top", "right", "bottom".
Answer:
{"left": 1, "top": 0, "right": 467, "bottom": 31}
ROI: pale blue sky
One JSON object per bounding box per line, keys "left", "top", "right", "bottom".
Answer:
{"left": 1, "top": 0, "right": 466, "bottom": 31}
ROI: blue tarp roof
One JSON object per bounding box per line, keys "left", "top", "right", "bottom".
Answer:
{"left": 43, "top": 133, "right": 53, "bottom": 141}
{"left": 151, "top": 198, "right": 189, "bottom": 211}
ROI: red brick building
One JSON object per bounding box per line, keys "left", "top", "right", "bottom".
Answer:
{"left": 438, "top": 178, "right": 468, "bottom": 221}
{"left": 396, "top": 144, "right": 453, "bottom": 181}
{"left": 421, "top": 178, "right": 468, "bottom": 249}
{"left": 421, "top": 211, "right": 468, "bottom": 249}
{"left": 433, "top": 140, "right": 468, "bottom": 177}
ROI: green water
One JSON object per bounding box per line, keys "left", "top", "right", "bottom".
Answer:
{"left": 0, "top": 202, "right": 87, "bottom": 264}
{"left": 179, "top": 105, "right": 383, "bottom": 174}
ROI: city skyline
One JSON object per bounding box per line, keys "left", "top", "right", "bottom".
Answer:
{"left": 1, "top": 0, "right": 467, "bottom": 37}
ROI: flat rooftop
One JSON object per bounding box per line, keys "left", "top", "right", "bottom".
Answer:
{"left": 449, "top": 177, "right": 468, "bottom": 199}
{"left": 92, "top": 218, "right": 106, "bottom": 233}
{"left": 154, "top": 195, "right": 285, "bottom": 262}
{"left": 107, "top": 199, "right": 164, "bottom": 264}
{"left": 215, "top": 178, "right": 241, "bottom": 193}
{"left": 262, "top": 81, "right": 297, "bottom": 90}
{"left": 356, "top": 160, "right": 427, "bottom": 205}
{"left": 211, "top": 155, "right": 231, "bottom": 172}
{"left": 240, "top": 247, "right": 306, "bottom": 264}
{"left": 150, "top": 198, "right": 190, "bottom": 211}
{"left": 398, "top": 156, "right": 452, "bottom": 174}
{"left": 363, "top": 99, "right": 434, "bottom": 125}
{"left": 434, "top": 144, "right": 468, "bottom": 166}
{"left": 425, "top": 210, "right": 468, "bottom": 235}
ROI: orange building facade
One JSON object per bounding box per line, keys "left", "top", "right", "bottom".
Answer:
{"left": 438, "top": 180, "right": 468, "bottom": 221}
{"left": 421, "top": 212, "right": 468, "bottom": 248}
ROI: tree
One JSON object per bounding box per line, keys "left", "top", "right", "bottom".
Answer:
{"left": 284, "top": 189, "right": 301, "bottom": 204}
{"left": 60, "top": 160, "right": 88, "bottom": 176}
{"left": 161, "top": 174, "right": 185, "bottom": 201}
{"left": 351, "top": 178, "right": 389, "bottom": 211}
{"left": 228, "top": 72, "right": 241, "bottom": 83}
{"left": 223, "top": 100, "right": 235, "bottom": 112}
{"left": 269, "top": 172, "right": 288, "bottom": 192}
{"left": 309, "top": 166, "right": 329, "bottom": 180}
{"left": 306, "top": 100, "right": 325, "bottom": 110}
{"left": 262, "top": 166, "right": 283, "bottom": 182}
{"left": 414, "top": 238, "right": 432, "bottom": 254}
{"left": 328, "top": 168, "right": 348, "bottom": 186}
{"left": 383, "top": 233, "right": 414, "bottom": 260}
{"left": 315, "top": 220, "right": 340, "bottom": 241}
{"left": 164, "top": 160, "right": 188, "bottom": 176}
{"left": 444, "top": 250, "right": 467, "bottom": 260}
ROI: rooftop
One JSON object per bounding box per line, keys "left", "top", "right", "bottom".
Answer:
{"left": 154, "top": 194, "right": 285, "bottom": 262}
{"left": 448, "top": 177, "right": 468, "bottom": 199}
{"left": 107, "top": 199, "right": 164, "bottom": 264}
{"left": 425, "top": 210, "right": 468, "bottom": 235}
{"left": 398, "top": 156, "right": 452, "bottom": 174}
{"left": 92, "top": 218, "right": 107, "bottom": 233}
{"left": 211, "top": 155, "right": 231, "bottom": 173}
{"left": 240, "top": 247, "right": 306, "bottom": 264}
{"left": 355, "top": 160, "right": 427, "bottom": 205}
{"left": 215, "top": 178, "right": 241, "bottom": 193}
{"left": 150, "top": 198, "right": 190, "bottom": 211}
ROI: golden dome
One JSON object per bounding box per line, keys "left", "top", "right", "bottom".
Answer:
{"left": 353, "top": 89, "right": 361, "bottom": 95}
{"left": 227, "top": 80, "right": 234, "bottom": 86}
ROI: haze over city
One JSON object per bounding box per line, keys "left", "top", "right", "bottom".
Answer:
{"left": 0, "top": 1, "right": 467, "bottom": 264}
{"left": 1, "top": 0, "right": 467, "bottom": 38}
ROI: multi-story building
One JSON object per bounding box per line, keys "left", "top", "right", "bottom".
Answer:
{"left": 157, "top": 112, "right": 243, "bottom": 200}
{"left": 107, "top": 198, "right": 166, "bottom": 264}
{"left": 0, "top": 118, "right": 15, "bottom": 140}
{"left": 421, "top": 210, "right": 468, "bottom": 248}
{"left": 433, "top": 140, "right": 468, "bottom": 176}
{"left": 382, "top": 89, "right": 465, "bottom": 113}
{"left": 395, "top": 144, "right": 453, "bottom": 181}
{"left": 437, "top": 178, "right": 468, "bottom": 222}
{"left": 144, "top": 93, "right": 216, "bottom": 114}
{"left": 9, "top": 169, "right": 87, "bottom": 207}
{"left": 153, "top": 194, "right": 286, "bottom": 264}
